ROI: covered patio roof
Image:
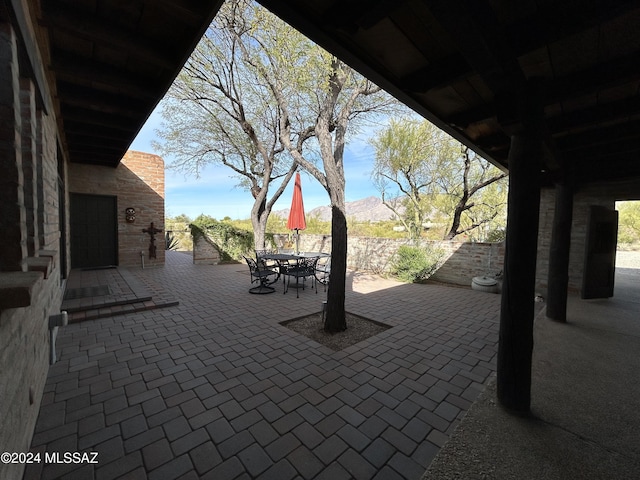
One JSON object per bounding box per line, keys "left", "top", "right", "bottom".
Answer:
{"left": 32, "top": 0, "right": 224, "bottom": 167}
{"left": 34, "top": 0, "right": 640, "bottom": 190}
{"left": 256, "top": 0, "right": 640, "bottom": 188}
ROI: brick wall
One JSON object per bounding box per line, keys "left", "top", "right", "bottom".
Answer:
{"left": 536, "top": 186, "right": 614, "bottom": 295}
{"left": 68, "top": 151, "right": 166, "bottom": 267}
{"left": 0, "top": 20, "right": 65, "bottom": 480}
{"left": 193, "top": 235, "right": 222, "bottom": 265}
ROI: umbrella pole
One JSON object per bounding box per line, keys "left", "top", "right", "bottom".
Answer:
{"left": 295, "top": 229, "right": 300, "bottom": 254}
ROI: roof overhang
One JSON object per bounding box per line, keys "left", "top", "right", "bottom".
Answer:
{"left": 36, "top": 0, "right": 224, "bottom": 167}
{"left": 33, "top": 0, "right": 640, "bottom": 193}
{"left": 256, "top": 0, "right": 640, "bottom": 190}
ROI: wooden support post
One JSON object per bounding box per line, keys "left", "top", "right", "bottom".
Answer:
{"left": 497, "top": 87, "right": 543, "bottom": 414}
{"left": 546, "top": 182, "right": 573, "bottom": 322}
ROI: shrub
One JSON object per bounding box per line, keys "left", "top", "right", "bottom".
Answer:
{"left": 485, "top": 228, "right": 506, "bottom": 242}
{"left": 190, "top": 217, "right": 254, "bottom": 262}
{"left": 390, "top": 244, "right": 444, "bottom": 283}
{"left": 165, "top": 231, "right": 180, "bottom": 250}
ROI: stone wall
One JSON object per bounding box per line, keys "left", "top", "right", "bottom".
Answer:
{"left": 273, "top": 234, "right": 505, "bottom": 286}
{"left": 193, "top": 186, "right": 619, "bottom": 294}
{"left": 191, "top": 232, "right": 505, "bottom": 286}
{"left": 68, "top": 151, "right": 166, "bottom": 267}
{"left": 0, "top": 18, "right": 65, "bottom": 479}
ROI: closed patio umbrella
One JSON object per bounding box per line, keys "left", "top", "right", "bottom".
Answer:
{"left": 287, "top": 172, "right": 307, "bottom": 254}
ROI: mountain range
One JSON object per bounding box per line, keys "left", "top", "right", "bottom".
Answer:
{"left": 274, "top": 196, "right": 402, "bottom": 223}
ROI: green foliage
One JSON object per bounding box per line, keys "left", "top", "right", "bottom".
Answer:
{"left": 371, "top": 118, "right": 507, "bottom": 241}
{"left": 165, "top": 232, "right": 180, "bottom": 250}
{"left": 484, "top": 228, "right": 507, "bottom": 243}
{"left": 347, "top": 219, "right": 406, "bottom": 239}
{"left": 190, "top": 215, "right": 255, "bottom": 261}
{"left": 617, "top": 201, "right": 640, "bottom": 246}
{"left": 165, "top": 214, "right": 193, "bottom": 251}
{"left": 227, "top": 214, "right": 414, "bottom": 239}
{"left": 266, "top": 213, "right": 331, "bottom": 235}
{"left": 390, "top": 245, "right": 444, "bottom": 283}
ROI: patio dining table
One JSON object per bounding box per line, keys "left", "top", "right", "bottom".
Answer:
{"left": 259, "top": 252, "right": 330, "bottom": 295}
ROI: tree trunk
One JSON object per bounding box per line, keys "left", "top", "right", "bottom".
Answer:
{"left": 324, "top": 205, "right": 347, "bottom": 332}
{"left": 251, "top": 197, "right": 269, "bottom": 250}
{"left": 444, "top": 215, "right": 461, "bottom": 240}
{"left": 252, "top": 217, "right": 267, "bottom": 250}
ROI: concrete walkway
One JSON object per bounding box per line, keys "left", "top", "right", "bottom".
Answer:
{"left": 424, "top": 265, "right": 640, "bottom": 479}
{"left": 24, "top": 252, "right": 502, "bottom": 479}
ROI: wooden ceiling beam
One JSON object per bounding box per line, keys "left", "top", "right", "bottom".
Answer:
{"left": 66, "top": 134, "right": 131, "bottom": 151}
{"left": 64, "top": 123, "right": 139, "bottom": 141}
{"left": 399, "top": 54, "right": 470, "bottom": 93}
{"left": 62, "top": 107, "right": 140, "bottom": 132}
{"left": 51, "top": 53, "right": 158, "bottom": 101}
{"left": 572, "top": 153, "right": 640, "bottom": 184}
{"left": 42, "top": 4, "right": 176, "bottom": 70}
{"left": 57, "top": 83, "right": 149, "bottom": 118}
{"left": 143, "top": 0, "right": 207, "bottom": 26}
{"left": 444, "top": 50, "right": 640, "bottom": 129}
{"left": 321, "top": 0, "right": 408, "bottom": 33}
{"left": 555, "top": 119, "right": 640, "bottom": 153}
{"left": 545, "top": 51, "right": 640, "bottom": 104}
{"left": 505, "top": 0, "right": 640, "bottom": 56}
{"left": 67, "top": 151, "right": 125, "bottom": 167}
{"left": 401, "top": 1, "right": 640, "bottom": 95}
{"left": 423, "top": 0, "right": 525, "bottom": 95}
{"left": 547, "top": 97, "right": 640, "bottom": 135}
{"left": 69, "top": 144, "right": 126, "bottom": 161}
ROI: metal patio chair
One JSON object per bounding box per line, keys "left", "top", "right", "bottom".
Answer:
{"left": 284, "top": 256, "right": 318, "bottom": 298}
{"left": 243, "top": 256, "right": 279, "bottom": 294}
{"left": 314, "top": 256, "right": 331, "bottom": 292}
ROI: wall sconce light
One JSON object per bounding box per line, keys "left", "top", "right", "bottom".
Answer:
{"left": 125, "top": 207, "right": 136, "bottom": 223}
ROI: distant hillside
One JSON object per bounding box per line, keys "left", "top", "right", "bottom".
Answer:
{"left": 275, "top": 196, "right": 402, "bottom": 222}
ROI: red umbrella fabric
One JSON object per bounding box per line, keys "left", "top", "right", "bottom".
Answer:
{"left": 287, "top": 172, "right": 306, "bottom": 252}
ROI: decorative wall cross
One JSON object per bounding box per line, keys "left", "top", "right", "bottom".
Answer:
{"left": 142, "top": 222, "right": 162, "bottom": 259}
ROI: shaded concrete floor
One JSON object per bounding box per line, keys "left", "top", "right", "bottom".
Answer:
{"left": 424, "top": 266, "right": 640, "bottom": 479}
{"left": 24, "top": 251, "right": 502, "bottom": 479}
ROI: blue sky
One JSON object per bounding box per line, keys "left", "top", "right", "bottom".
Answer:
{"left": 129, "top": 107, "right": 384, "bottom": 221}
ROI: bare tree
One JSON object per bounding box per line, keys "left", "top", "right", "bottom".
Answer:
{"left": 372, "top": 118, "right": 507, "bottom": 241}
{"left": 276, "top": 58, "right": 398, "bottom": 331}
{"left": 442, "top": 146, "right": 507, "bottom": 240}
{"left": 156, "top": 0, "right": 401, "bottom": 331}
{"left": 154, "top": 0, "right": 298, "bottom": 249}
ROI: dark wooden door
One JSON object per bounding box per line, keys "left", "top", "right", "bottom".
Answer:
{"left": 582, "top": 205, "right": 618, "bottom": 299}
{"left": 70, "top": 193, "right": 117, "bottom": 268}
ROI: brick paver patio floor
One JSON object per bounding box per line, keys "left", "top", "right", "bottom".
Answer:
{"left": 25, "top": 251, "right": 501, "bottom": 479}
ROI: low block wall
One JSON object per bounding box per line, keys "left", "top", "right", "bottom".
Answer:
{"left": 193, "top": 235, "right": 222, "bottom": 265}
{"left": 273, "top": 234, "right": 504, "bottom": 286}
{"left": 193, "top": 232, "right": 505, "bottom": 286}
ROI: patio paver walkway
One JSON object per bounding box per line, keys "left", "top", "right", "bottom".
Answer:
{"left": 24, "top": 251, "right": 501, "bottom": 479}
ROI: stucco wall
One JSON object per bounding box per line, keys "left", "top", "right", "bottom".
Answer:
{"left": 68, "top": 151, "right": 166, "bottom": 267}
